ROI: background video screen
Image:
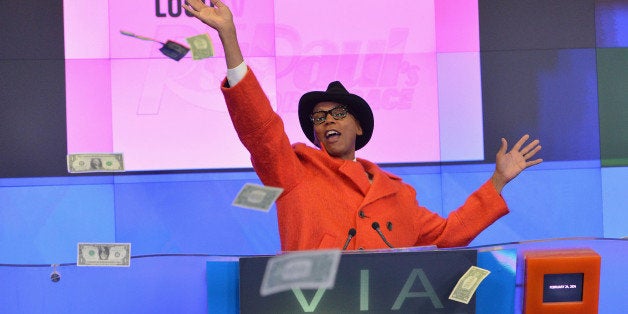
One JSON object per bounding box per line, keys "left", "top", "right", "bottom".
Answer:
{"left": 63, "top": 0, "right": 484, "bottom": 171}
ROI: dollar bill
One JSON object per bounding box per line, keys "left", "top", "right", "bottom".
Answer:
{"left": 260, "top": 250, "right": 341, "bottom": 297}
{"left": 67, "top": 153, "right": 124, "bottom": 173}
{"left": 77, "top": 243, "right": 131, "bottom": 267}
{"left": 448, "top": 265, "right": 491, "bottom": 304}
{"left": 186, "top": 33, "right": 214, "bottom": 60}
{"left": 232, "top": 183, "right": 283, "bottom": 212}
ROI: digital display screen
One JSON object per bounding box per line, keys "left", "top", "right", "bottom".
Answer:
{"left": 63, "top": 0, "right": 484, "bottom": 171}
{"left": 543, "top": 273, "right": 584, "bottom": 303}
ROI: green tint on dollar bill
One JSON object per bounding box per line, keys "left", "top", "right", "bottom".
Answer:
{"left": 448, "top": 265, "right": 491, "bottom": 304}
{"left": 260, "top": 250, "right": 341, "bottom": 296}
{"left": 232, "top": 183, "right": 283, "bottom": 212}
{"left": 77, "top": 243, "right": 131, "bottom": 267}
{"left": 67, "top": 153, "right": 124, "bottom": 173}
{"left": 186, "top": 33, "right": 214, "bottom": 60}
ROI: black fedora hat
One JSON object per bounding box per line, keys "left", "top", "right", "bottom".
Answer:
{"left": 298, "top": 81, "right": 374, "bottom": 151}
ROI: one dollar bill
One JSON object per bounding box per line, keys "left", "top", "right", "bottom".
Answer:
{"left": 186, "top": 33, "right": 214, "bottom": 60}
{"left": 232, "top": 183, "right": 283, "bottom": 212}
{"left": 67, "top": 153, "right": 124, "bottom": 173}
{"left": 448, "top": 265, "right": 491, "bottom": 304}
{"left": 77, "top": 243, "right": 131, "bottom": 267}
{"left": 260, "top": 250, "right": 341, "bottom": 297}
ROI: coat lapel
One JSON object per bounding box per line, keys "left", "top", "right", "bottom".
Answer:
{"left": 358, "top": 159, "right": 402, "bottom": 207}
{"left": 338, "top": 160, "right": 371, "bottom": 195}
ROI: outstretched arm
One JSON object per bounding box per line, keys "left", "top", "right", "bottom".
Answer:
{"left": 491, "top": 134, "right": 543, "bottom": 194}
{"left": 184, "top": 0, "right": 243, "bottom": 69}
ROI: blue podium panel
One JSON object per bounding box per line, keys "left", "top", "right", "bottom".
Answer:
{"left": 238, "top": 250, "right": 477, "bottom": 314}
{"left": 477, "top": 249, "right": 517, "bottom": 314}
{"left": 206, "top": 259, "right": 239, "bottom": 314}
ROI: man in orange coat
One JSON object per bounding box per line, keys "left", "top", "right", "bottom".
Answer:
{"left": 185, "top": 0, "right": 543, "bottom": 251}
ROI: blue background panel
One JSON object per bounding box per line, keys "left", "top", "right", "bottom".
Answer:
{"left": 441, "top": 163, "right": 604, "bottom": 246}
{"left": 0, "top": 162, "right": 610, "bottom": 265}
{"left": 596, "top": 0, "right": 628, "bottom": 47}
{"left": 0, "top": 183, "right": 115, "bottom": 264}
{"left": 601, "top": 167, "right": 628, "bottom": 238}
{"left": 385, "top": 165, "right": 445, "bottom": 217}
{"left": 114, "top": 175, "right": 281, "bottom": 256}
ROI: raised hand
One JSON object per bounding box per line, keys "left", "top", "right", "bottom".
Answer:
{"left": 491, "top": 134, "right": 543, "bottom": 193}
{"left": 184, "top": 0, "right": 243, "bottom": 68}
{"left": 184, "top": 0, "right": 234, "bottom": 34}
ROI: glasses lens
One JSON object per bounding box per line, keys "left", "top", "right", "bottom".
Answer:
{"left": 310, "top": 106, "right": 348, "bottom": 125}
{"left": 331, "top": 107, "right": 348, "bottom": 119}
{"left": 310, "top": 112, "right": 327, "bottom": 125}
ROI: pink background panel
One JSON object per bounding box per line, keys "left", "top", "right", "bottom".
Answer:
{"left": 65, "top": 59, "right": 113, "bottom": 153}
{"left": 65, "top": 0, "right": 482, "bottom": 170}
{"left": 437, "top": 52, "right": 484, "bottom": 161}
{"left": 63, "top": 0, "right": 110, "bottom": 59}
{"left": 278, "top": 52, "right": 441, "bottom": 164}
{"left": 435, "top": 0, "right": 480, "bottom": 52}
{"left": 274, "top": 0, "right": 436, "bottom": 56}
{"left": 107, "top": 0, "right": 275, "bottom": 60}
{"left": 110, "top": 57, "right": 277, "bottom": 171}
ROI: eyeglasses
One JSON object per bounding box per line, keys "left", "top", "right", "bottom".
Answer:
{"left": 310, "top": 105, "right": 349, "bottom": 125}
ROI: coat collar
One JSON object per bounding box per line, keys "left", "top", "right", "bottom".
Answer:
{"left": 356, "top": 158, "right": 402, "bottom": 207}
{"left": 296, "top": 144, "right": 403, "bottom": 206}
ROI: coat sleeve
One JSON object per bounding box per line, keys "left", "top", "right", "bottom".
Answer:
{"left": 220, "top": 68, "right": 304, "bottom": 191}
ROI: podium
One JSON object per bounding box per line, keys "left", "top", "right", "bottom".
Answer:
{"left": 207, "top": 248, "right": 518, "bottom": 313}
{"left": 1, "top": 238, "right": 623, "bottom": 313}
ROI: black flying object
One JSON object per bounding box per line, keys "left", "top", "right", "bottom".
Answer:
{"left": 120, "top": 30, "right": 189, "bottom": 61}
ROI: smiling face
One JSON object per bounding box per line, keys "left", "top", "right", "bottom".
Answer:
{"left": 312, "top": 101, "right": 363, "bottom": 160}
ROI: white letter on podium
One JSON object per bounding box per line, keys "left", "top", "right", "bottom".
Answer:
{"left": 292, "top": 287, "right": 327, "bottom": 312}
{"left": 360, "top": 269, "right": 369, "bottom": 311}
{"left": 391, "top": 268, "right": 444, "bottom": 310}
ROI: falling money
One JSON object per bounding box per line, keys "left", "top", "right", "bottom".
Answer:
{"left": 232, "top": 183, "right": 283, "bottom": 212}
{"left": 67, "top": 153, "right": 125, "bottom": 173}
{"left": 77, "top": 243, "right": 131, "bottom": 267}
{"left": 449, "top": 266, "right": 491, "bottom": 304}
{"left": 260, "top": 250, "right": 341, "bottom": 296}
{"left": 186, "top": 33, "right": 214, "bottom": 60}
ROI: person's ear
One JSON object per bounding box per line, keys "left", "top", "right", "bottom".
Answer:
{"left": 312, "top": 128, "right": 321, "bottom": 147}
{"left": 355, "top": 118, "right": 363, "bottom": 136}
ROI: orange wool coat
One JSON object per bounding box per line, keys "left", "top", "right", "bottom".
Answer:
{"left": 221, "top": 69, "right": 509, "bottom": 251}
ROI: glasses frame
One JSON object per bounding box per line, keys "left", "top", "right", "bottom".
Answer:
{"left": 310, "top": 105, "right": 350, "bottom": 125}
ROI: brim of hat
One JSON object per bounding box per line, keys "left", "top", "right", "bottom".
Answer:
{"left": 298, "top": 91, "right": 374, "bottom": 151}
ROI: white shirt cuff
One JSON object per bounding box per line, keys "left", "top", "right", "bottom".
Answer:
{"left": 226, "top": 61, "right": 247, "bottom": 87}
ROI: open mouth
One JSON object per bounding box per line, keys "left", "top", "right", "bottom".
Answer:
{"left": 325, "top": 130, "right": 341, "bottom": 139}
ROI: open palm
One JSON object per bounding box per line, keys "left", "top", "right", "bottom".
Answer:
{"left": 492, "top": 134, "right": 542, "bottom": 193}
{"left": 184, "top": 0, "right": 234, "bottom": 33}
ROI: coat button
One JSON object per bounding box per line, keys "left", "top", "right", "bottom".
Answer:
{"left": 358, "top": 210, "right": 367, "bottom": 218}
